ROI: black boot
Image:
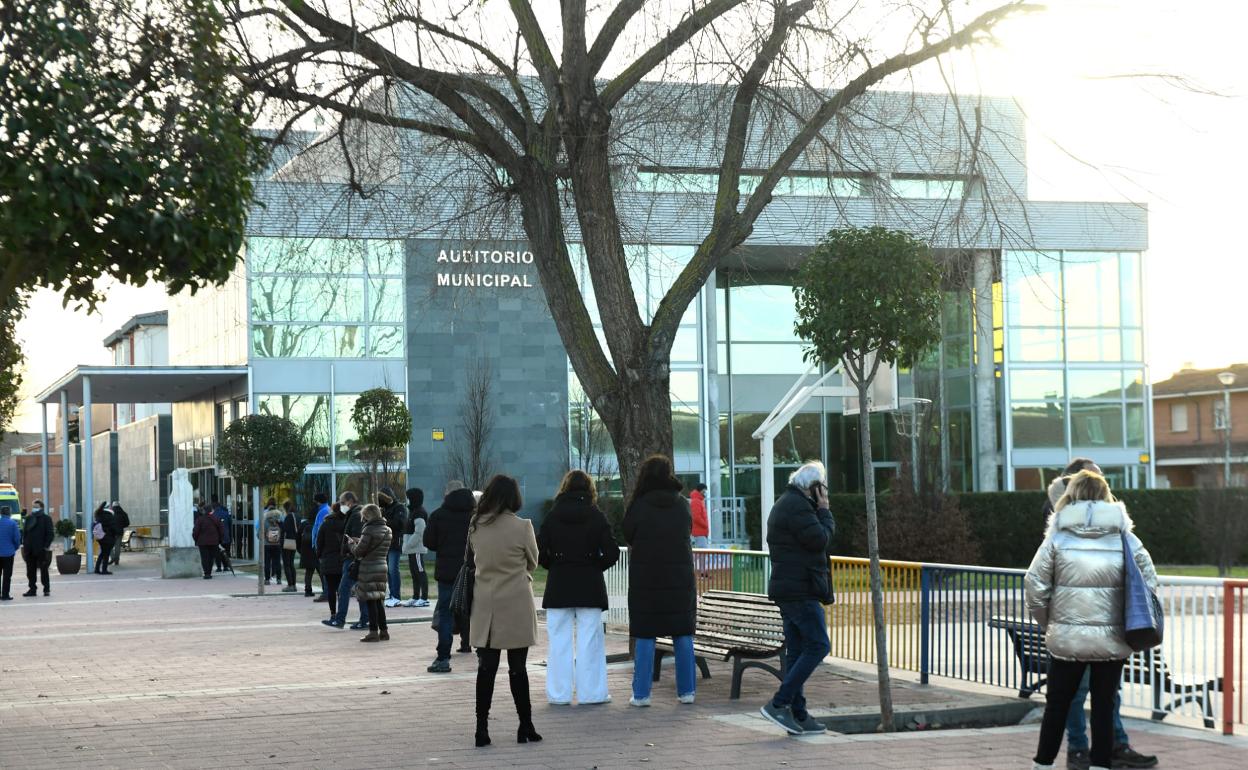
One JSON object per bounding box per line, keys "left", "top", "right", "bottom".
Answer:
{"left": 475, "top": 666, "right": 494, "bottom": 747}
{"left": 509, "top": 668, "right": 542, "bottom": 743}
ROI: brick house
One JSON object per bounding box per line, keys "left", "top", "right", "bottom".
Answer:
{"left": 1153, "top": 363, "right": 1248, "bottom": 488}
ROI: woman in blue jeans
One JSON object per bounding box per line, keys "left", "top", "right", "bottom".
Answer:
{"left": 623, "top": 455, "right": 698, "bottom": 706}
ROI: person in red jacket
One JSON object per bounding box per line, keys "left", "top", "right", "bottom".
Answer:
{"left": 690, "top": 484, "right": 709, "bottom": 548}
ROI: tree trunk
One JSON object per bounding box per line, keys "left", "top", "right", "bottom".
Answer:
{"left": 858, "top": 379, "right": 896, "bottom": 732}
{"left": 599, "top": 369, "right": 674, "bottom": 501}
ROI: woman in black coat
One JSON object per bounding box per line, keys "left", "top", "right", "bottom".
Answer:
{"left": 298, "top": 506, "right": 319, "bottom": 597}
{"left": 315, "top": 506, "right": 347, "bottom": 622}
{"left": 622, "top": 455, "right": 696, "bottom": 707}
{"left": 538, "top": 470, "right": 619, "bottom": 705}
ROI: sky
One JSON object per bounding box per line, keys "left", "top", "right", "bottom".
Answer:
{"left": 9, "top": 0, "right": 1247, "bottom": 433}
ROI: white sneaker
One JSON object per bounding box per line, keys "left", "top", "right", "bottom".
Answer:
{"left": 629, "top": 697, "right": 651, "bottom": 707}
{"left": 678, "top": 693, "right": 695, "bottom": 704}
{"left": 403, "top": 598, "right": 418, "bottom": 607}
{"left": 416, "top": 599, "right": 430, "bottom": 607}
{"left": 383, "top": 598, "right": 400, "bottom": 608}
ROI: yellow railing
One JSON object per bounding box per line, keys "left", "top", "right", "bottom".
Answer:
{"left": 827, "top": 556, "right": 924, "bottom": 672}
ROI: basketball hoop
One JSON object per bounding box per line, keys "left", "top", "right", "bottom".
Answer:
{"left": 892, "top": 398, "right": 932, "bottom": 439}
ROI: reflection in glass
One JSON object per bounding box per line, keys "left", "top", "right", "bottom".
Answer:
{"left": 366, "top": 240, "right": 405, "bottom": 275}
{"left": 672, "top": 326, "right": 700, "bottom": 363}
{"left": 1126, "top": 403, "right": 1145, "bottom": 446}
{"left": 728, "top": 343, "right": 809, "bottom": 375}
{"left": 1066, "top": 328, "right": 1121, "bottom": 362}
{"left": 1005, "top": 251, "right": 1062, "bottom": 327}
{"left": 728, "top": 283, "right": 799, "bottom": 342}
{"left": 368, "top": 325, "right": 404, "bottom": 358}
{"left": 1010, "top": 370, "right": 1064, "bottom": 401}
{"left": 369, "top": 277, "right": 404, "bottom": 322}
{"left": 1008, "top": 327, "right": 1063, "bottom": 362}
{"left": 1067, "top": 369, "right": 1121, "bottom": 400}
{"left": 1122, "top": 329, "right": 1144, "bottom": 362}
{"left": 334, "top": 394, "right": 360, "bottom": 463}
{"left": 1064, "top": 253, "right": 1120, "bottom": 327}
{"left": 1071, "top": 402, "right": 1124, "bottom": 447}
{"left": 251, "top": 275, "right": 364, "bottom": 323}
{"left": 1119, "top": 252, "right": 1142, "bottom": 326}
{"left": 1124, "top": 370, "right": 1145, "bottom": 399}
{"left": 258, "top": 394, "right": 331, "bottom": 462}
{"left": 1012, "top": 402, "right": 1066, "bottom": 448}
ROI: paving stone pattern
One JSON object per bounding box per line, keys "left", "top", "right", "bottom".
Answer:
{"left": 1, "top": 553, "right": 1244, "bottom": 769}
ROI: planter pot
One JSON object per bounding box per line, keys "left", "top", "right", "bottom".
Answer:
{"left": 56, "top": 553, "right": 82, "bottom": 575}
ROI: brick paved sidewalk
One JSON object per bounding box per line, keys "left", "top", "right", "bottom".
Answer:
{"left": 1, "top": 558, "right": 1244, "bottom": 769}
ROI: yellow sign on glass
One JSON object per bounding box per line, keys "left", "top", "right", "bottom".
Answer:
{"left": 432, "top": 429, "right": 445, "bottom": 442}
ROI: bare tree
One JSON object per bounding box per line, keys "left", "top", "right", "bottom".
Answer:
{"left": 224, "top": 0, "right": 1040, "bottom": 490}
{"left": 446, "top": 358, "right": 496, "bottom": 491}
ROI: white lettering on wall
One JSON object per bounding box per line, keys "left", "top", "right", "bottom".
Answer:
{"left": 435, "top": 247, "right": 536, "bottom": 289}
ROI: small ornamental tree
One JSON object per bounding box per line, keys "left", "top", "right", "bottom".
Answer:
{"left": 350, "top": 388, "right": 412, "bottom": 501}
{"left": 793, "top": 226, "right": 943, "bottom": 732}
{"left": 218, "top": 414, "right": 315, "bottom": 491}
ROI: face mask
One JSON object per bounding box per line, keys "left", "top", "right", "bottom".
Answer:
{"left": 33, "top": 507, "right": 43, "bottom": 513}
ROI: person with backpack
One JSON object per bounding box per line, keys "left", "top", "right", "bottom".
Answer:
{"left": 92, "top": 502, "right": 116, "bottom": 575}
{"left": 109, "top": 502, "right": 131, "bottom": 566}
{"left": 262, "top": 499, "right": 284, "bottom": 585}
{"left": 1025, "top": 470, "right": 1159, "bottom": 770}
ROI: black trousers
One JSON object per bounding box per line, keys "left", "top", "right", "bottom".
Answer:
{"left": 366, "top": 599, "right": 388, "bottom": 632}
{"left": 27, "top": 550, "right": 50, "bottom": 587}
{"left": 198, "top": 545, "right": 217, "bottom": 577}
{"left": 0, "top": 555, "right": 13, "bottom": 597}
{"left": 281, "top": 550, "right": 296, "bottom": 586}
{"left": 323, "top": 573, "right": 341, "bottom": 616}
{"left": 264, "top": 545, "right": 283, "bottom": 581}
{"left": 1034, "top": 658, "right": 1126, "bottom": 769}
{"left": 408, "top": 554, "right": 428, "bottom": 601}
{"left": 94, "top": 540, "right": 114, "bottom": 573}
{"left": 215, "top": 543, "right": 230, "bottom": 570}
{"left": 303, "top": 563, "right": 318, "bottom": 594}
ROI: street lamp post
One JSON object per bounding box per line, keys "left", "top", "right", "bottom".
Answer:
{"left": 1217, "top": 371, "right": 1236, "bottom": 487}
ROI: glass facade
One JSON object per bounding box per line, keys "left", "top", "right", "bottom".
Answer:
{"left": 247, "top": 237, "right": 405, "bottom": 358}
{"left": 1004, "top": 251, "right": 1148, "bottom": 489}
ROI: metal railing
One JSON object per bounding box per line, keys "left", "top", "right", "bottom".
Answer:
{"left": 599, "top": 546, "right": 1247, "bottom": 734}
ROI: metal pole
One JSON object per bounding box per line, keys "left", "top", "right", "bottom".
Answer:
{"left": 82, "top": 375, "right": 94, "bottom": 574}
{"left": 39, "top": 403, "right": 50, "bottom": 515}
{"left": 249, "top": 366, "right": 263, "bottom": 596}
{"left": 1224, "top": 387, "right": 1233, "bottom": 488}
{"left": 60, "top": 391, "right": 70, "bottom": 528}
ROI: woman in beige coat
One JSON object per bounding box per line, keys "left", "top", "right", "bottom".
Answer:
{"left": 468, "top": 474, "right": 541, "bottom": 748}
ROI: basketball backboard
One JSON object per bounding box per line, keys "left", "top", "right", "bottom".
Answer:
{"left": 841, "top": 354, "right": 899, "bottom": 416}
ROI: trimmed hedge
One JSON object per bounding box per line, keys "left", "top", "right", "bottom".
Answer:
{"left": 744, "top": 488, "right": 1247, "bottom": 569}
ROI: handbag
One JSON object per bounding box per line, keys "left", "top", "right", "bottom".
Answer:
{"left": 283, "top": 537, "right": 298, "bottom": 552}
{"left": 448, "top": 540, "right": 475, "bottom": 624}
{"left": 1121, "top": 530, "right": 1164, "bottom": 651}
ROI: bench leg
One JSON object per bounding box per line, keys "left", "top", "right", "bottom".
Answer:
{"left": 731, "top": 656, "right": 744, "bottom": 700}
{"left": 696, "top": 656, "right": 711, "bottom": 680}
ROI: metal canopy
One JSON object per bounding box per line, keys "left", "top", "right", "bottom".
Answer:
{"left": 35, "top": 366, "right": 247, "bottom": 405}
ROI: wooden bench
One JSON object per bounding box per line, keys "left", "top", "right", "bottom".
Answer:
{"left": 989, "top": 615, "right": 1222, "bottom": 728}
{"left": 653, "top": 591, "right": 787, "bottom": 699}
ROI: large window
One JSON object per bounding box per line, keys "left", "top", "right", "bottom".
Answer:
{"left": 637, "top": 169, "right": 868, "bottom": 198}
{"left": 1004, "top": 251, "right": 1147, "bottom": 455}
{"left": 248, "top": 237, "right": 405, "bottom": 358}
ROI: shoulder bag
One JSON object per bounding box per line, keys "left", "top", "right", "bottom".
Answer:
{"left": 448, "top": 539, "right": 475, "bottom": 624}
{"left": 1121, "top": 531, "right": 1164, "bottom": 651}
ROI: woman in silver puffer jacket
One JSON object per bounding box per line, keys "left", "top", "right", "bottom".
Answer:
{"left": 1024, "top": 471, "right": 1158, "bottom": 770}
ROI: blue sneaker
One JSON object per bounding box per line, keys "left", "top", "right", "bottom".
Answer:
{"left": 321, "top": 619, "right": 344, "bottom": 629}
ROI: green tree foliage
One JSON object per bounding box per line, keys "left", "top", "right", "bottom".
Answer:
{"left": 217, "top": 414, "right": 314, "bottom": 488}
{"left": 793, "top": 226, "right": 943, "bottom": 732}
{"left": 0, "top": 0, "right": 267, "bottom": 307}
{"left": 0, "top": 295, "right": 24, "bottom": 436}
{"left": 350, "top": 387, "right": 412, "bottom": 500}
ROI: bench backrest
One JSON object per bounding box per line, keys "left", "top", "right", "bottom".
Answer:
{"left": 696, "top": 591, "right": 785, "bottom": 649}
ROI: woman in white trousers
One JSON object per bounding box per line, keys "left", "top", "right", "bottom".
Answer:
{"left": 537, "top": 471, "right": 621, "bottom": 704}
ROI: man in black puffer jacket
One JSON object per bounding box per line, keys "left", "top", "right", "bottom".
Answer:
{"left": 377, "top": 487, "right": 408, "bottom": 607}
{"left": 760, "top": 461, "right": 836, "bottom": 736}
{"left": 423, "top": 481, "right": 475, "bottom": 672}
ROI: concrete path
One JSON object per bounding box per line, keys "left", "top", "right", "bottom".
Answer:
{"left": 1, "top": 552, "right": 1244, "bottom": 769}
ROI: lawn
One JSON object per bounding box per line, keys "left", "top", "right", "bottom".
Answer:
{"left": 1156, "top": 565, "right": 1248, "bottom": 579}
